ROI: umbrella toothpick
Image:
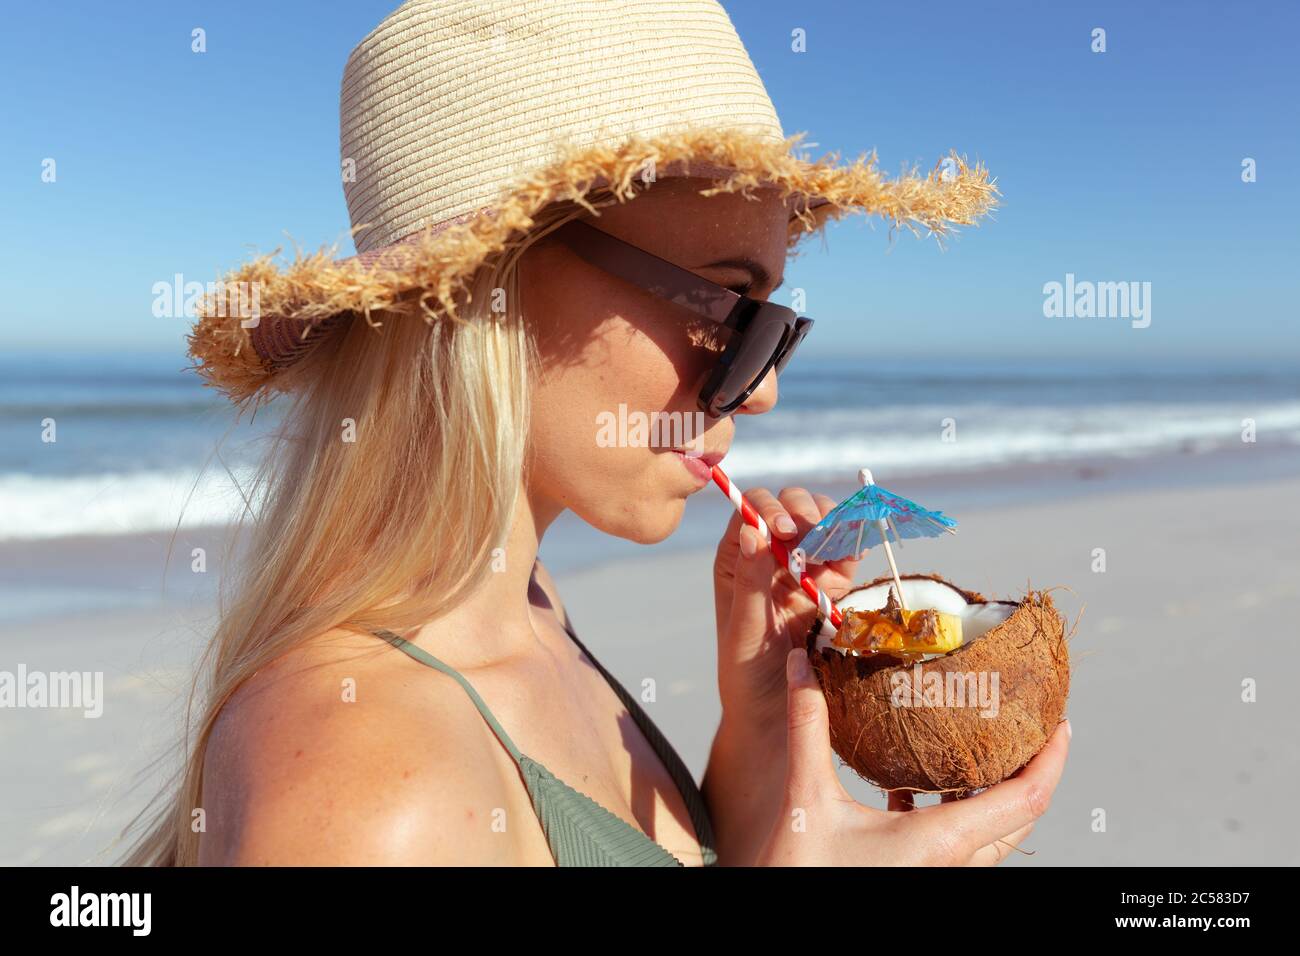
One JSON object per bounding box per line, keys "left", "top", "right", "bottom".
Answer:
{"left": 886, "top": 514, "right": 905, "bottom": 550}
{"left": 786, "top": 466, "right": 956, "bottom": 623}
{"left": 877, "top": 518, "right": 909, "bottom": 612}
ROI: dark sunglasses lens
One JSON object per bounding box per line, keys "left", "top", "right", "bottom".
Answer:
{"left": 709, "top": 316, "right": 790, "bottom": 414}
{"left": 773, "top": 320, "right": 808, "bottom": 376}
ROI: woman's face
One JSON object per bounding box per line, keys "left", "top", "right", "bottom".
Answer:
{"left": 521, "top": 179, "right": 793, "bottom": 542}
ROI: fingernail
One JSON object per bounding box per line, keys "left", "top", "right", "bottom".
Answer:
{"left": 775, "top": 514, "right": 796, "bottom": 535}
{"left": 787, "top": 648, "right": 809, "bottom": 682}
{"left": 739, "top": 527, "right": 757, "bottom": 557}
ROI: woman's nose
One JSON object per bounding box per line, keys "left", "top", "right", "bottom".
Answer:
{"left": 734, "top": 365, "right": 779, "bottom": 416}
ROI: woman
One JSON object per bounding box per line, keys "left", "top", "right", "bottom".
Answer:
{"left": 122, "top": 0, "right": 1067, "bottom": 866}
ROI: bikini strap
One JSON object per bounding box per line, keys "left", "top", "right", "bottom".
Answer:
{"left": 556, "top": 618, "right": 642, "bottom": 725}
{"left": 557, "top": 616, "right": 720, "bottom": 864}
{"left": 372, "top": 628, "right": 525, "bottom": 765}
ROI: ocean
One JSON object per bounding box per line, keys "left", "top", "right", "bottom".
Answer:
{"left": 2, "top": 351, "right": 1298, "bottom": 542}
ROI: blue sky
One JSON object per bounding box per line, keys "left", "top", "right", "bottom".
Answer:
{"left": 2, "top": 0, "right": 1296, "bottom": 363}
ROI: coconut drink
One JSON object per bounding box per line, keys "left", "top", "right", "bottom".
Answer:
{"left": 709, "top": 464, "right": 1071, "bottom": 795}
{"left": 806, "top": 572, "right": 1070, "bottom": 794}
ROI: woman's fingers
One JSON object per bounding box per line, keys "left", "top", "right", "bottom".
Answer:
{"left": 712, "top": 506, "right": 747, "bottom": 637}
{"left": 743, "top": 486, "right": 843, "bottom": 605}
{"left": 966, "top": 822, "right": 1036, "bottom": 866}
{"left": 740, "top": 487, "right": 798, "bottom": 542}
{"left": 950, "top": 785, "right": 1031, "bottom": 866}
{"left": 731, "top": 486, "right": 839, "bottom": 554}
{"left": 719, "top": 487, "right": 834, "bottom": 683}
{"left": 812, "top": 492, "right": 839, "bottom": 517}
{"left": 715, "top": 506, "right": 744, "bottom": 559}
{"left": 920, "top": 720, "right": 1070, "bottom": 859}
{"left": 778, "top": 487, "right": 822, "bottom": 538}
{"left": 741, "top": 485, "right": 824, "bottom": 547}
{"left": 772, "top": 488, "right": 862, "bottom": 586}
{"left": 782, "top": 648, "right": 847, "bottom": 809}
{"left": 723, "top": 523, "right": 779, "bottom": 656}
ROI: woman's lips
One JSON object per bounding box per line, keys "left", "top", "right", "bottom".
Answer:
{"left": 672, "top": 449, "right": 722, "bottom": 485}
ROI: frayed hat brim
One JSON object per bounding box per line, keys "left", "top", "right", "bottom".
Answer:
{"left": 187, "top": 127, "right": 998, "bottom": 406}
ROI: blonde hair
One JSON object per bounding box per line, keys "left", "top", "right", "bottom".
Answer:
{"left": 116, "top": 194, "right": 613, "bottom": 865}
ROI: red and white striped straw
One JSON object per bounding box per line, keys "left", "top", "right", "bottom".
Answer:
{"left": 711, "top": 464, "right": 842, "bottom": 636}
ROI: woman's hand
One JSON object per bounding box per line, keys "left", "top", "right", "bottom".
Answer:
{"left": 757, "top": 647, "right": 1071, "bottom": 865}
{"left": 713, "top": 486, "right": 859, "bottom": 732}
{"left": 703, "top": 483, "right": 1070, "bottom": 866}
{"left": 704, "top": 485, "right": 859, "bottom": 864}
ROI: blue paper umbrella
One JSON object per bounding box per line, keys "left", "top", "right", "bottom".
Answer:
{"left": 796, "top": 468, "right": 956, "bottom": 608}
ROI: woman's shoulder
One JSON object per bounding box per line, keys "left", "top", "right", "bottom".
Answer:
{"left": 199, "top": 626, "right": 533, "bottom": 865}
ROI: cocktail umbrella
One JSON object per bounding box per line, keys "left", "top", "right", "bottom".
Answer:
{"left": 796, "top": 468, "right": 957, "bottom": 611}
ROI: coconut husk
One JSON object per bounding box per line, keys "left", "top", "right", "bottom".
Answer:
{"left": 807, "top": 575, "right": 1070, "bottom": 794}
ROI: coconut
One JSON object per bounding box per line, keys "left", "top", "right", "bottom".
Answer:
{"left": 806, "top": 572, "right": 1070, "bottom": 794}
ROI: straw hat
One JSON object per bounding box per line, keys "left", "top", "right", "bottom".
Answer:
{"left": 188, "top": 0, "right": 997, "bottom": 406}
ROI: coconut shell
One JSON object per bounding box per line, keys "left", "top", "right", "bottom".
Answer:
{"left": 807, "top": 574, "right": 1070, "bottom": 794}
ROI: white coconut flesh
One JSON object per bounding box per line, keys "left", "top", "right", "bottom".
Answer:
{"left": 815, "top": 578, "right": 1016, "bottom": 658}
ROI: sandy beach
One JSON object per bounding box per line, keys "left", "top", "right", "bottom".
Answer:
{"left": 3, "top": 443, "right": 1298, "bottom": 866}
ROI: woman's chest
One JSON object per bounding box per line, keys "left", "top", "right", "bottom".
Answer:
{"left": 475, "top": 638, "right": 708, "bottom": 865}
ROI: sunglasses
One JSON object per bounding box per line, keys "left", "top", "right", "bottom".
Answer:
{"left": 550, "top": 219, "right": 812, "bottom": 418}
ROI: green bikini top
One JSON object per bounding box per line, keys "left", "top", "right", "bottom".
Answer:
{"left": 372, "top": 622, "right": 719, "bottom": 867}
